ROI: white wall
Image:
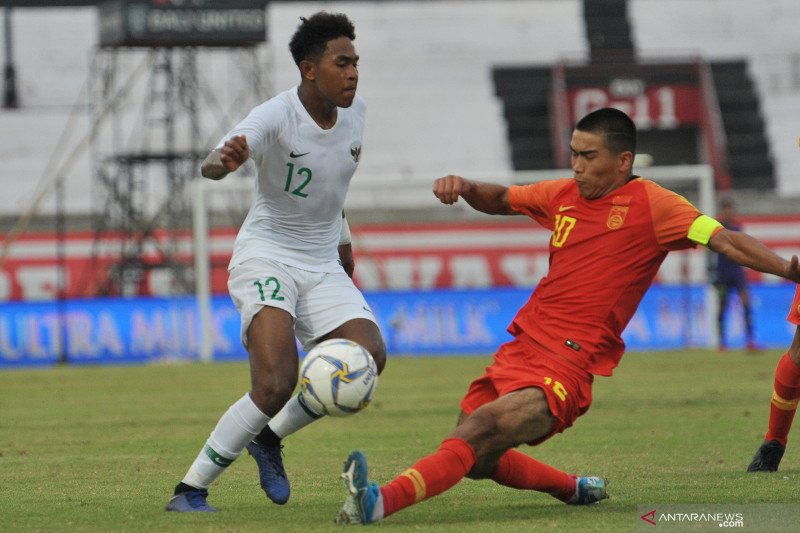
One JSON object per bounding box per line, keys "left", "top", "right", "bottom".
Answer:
{"left": 0, "top": 0, "right": 798, "bottom": 220}
{"left": 0, "top": 8, "right": 96, "bottom": 217}
{"left": 631, "top": 0, "right": 800, "bottom": 196}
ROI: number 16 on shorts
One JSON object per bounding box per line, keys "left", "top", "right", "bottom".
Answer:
{"left": 544, "top": 377, "right": 567, "bottom": 401}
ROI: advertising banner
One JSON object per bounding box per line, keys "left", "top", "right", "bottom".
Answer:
{"left": 0, "top": 284, "right": 795, "bottom": 368}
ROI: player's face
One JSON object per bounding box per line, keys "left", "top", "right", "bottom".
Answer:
{"left": 313, "top": 37, "right": 359, "bottom": 108}
{"left": 719, "top": 205, "right": 735, "bottom": 221}
{"left": 570, "top": 130, "right": 632, "bottom": 200}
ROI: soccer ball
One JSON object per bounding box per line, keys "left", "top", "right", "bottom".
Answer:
{"left": 299, "top": 338, "right": 378, "bottom": 417}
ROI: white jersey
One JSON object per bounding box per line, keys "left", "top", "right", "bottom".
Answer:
{"left": 219, "top": 87, "right": 365, "bottom": 272}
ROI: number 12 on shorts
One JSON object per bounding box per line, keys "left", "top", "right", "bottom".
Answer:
{"left": 254, "top": 277, "right": 285, "bottom": 301}
{"left": 543, "top": 377, "right": 567, "bottom": 402}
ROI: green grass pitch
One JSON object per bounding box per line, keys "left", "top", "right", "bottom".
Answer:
{"left": 0, "top": 349, "right": 796, "bottom": 532}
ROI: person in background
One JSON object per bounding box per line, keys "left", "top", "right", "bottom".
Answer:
{"left": 711, "top": 198, "right": 757, "bottom": 352}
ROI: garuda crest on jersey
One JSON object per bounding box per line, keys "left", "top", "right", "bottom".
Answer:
{"left": 350, "top": 141, "right": 362, "bottom": 163}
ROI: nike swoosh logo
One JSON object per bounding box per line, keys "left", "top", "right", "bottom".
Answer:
{"left": 289, "top": 151, "right": 309, "bottom": 158}
{"left": 558, "top": 205, "right": 575, "bottom": 212}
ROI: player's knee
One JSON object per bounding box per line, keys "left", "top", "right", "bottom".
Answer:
{"left": 333, "top": 321, "right": 387, "bottom": 373}
{"left": 354, "top": 334, "right": 386, "bottom": 373}
{"left": 250, "top": 376, "right": 296, "bottom": 415}
{"left": 368, "top": 341, "right": 387, "bottom": 373}
{"left": 453, "top": 409, "right": 508, "bottom": 460}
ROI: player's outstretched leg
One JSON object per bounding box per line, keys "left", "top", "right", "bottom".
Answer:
{"left": 490, "top": 449, "right": 609, "bottom": 504}
{"left": 165, "top": 486, "right": 217, "bottom": 512}
{"left": 566, "top": 476, "right": 609, "bottom": 505}
{"left": 336, "top": 450, "right": 382, "bottom": 525}
{"left": 746, "top": 440, "right": 786, "bottom": 472}
{"left": 246, "top": 440, "right": 290, "bottom": 504}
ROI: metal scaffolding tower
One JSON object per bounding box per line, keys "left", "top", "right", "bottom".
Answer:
{"left": 86, "top": 45, "right": 268, "bottom": 296}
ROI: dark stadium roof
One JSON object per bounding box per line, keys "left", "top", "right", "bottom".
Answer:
{"left": 3, "top": 1, "right": 269, "bottom": 6}
{"left": 3, "top": 0, "right": 415, "bottom": 5}
{"left": 3, "top": 0, "right": 426, "bottom": 5}
{"left": 4, "top": 1, "right": 101, "bottom": 5}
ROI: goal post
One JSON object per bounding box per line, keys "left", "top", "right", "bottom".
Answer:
{"left": 192, "top": 179, "right": 214, "bottom": 363}
{"left": 192, "top": 177, "right": 255, "bottom": 363}
{"left": 191, "top": 164, "right": 716, "bottom": 361}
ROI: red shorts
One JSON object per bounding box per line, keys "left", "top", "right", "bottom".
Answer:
{"left": 788, "top": 285, "right": 800, "bottom": 326}
{"left": 460, "top": 333, "right": 594, "bottom": 445}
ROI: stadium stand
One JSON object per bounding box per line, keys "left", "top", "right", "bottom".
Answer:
{"left": 1, "top": 0, "right": 799, "bottom": 227}
{"left": 493, "top": 0, "right": 778, "bottom": 192}
{"left": 583, "top": 0, "right": 635, "bottom": 63}
{"left": 492, "top": 67, "right": 554, "bottom": 171}
{"left": 710, "top": 60, "right": 775, "bottom": 189}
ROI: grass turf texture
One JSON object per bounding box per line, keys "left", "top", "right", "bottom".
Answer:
{"left": 0, "top": 349, "right": 796, "bottom": 532}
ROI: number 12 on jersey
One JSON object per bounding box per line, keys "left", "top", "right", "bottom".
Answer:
{"left": 285, "top": 162, "right": 312, "bottom": 198}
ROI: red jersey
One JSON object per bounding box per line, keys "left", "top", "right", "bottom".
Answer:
{"left": 787, "top": 285, "right": 800, "bottom": 326}
{"left": 508, "top": 177, "right": 703, "bottom": 376}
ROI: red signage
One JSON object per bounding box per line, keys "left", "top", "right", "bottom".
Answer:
{"left": 567, "top": 85, "right": 703, "bottom": 129}
{"left": 1, "top": 217, "right": 798, "bottom": 301}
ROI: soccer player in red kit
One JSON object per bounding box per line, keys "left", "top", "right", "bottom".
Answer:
{"left": 335, "top": 107, "right": 800, "bottom": 525}
{"left": 747, "top": 284, "right": 800, "bottom": 471}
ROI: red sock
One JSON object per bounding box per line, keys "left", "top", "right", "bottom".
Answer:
{"left": 765, "top": 352, "right": 800, "bottom": 446}
{"left": 380, "top": 438, "right": 475, "bottom": 518}
{"left": 492, "top": 449, "right": 576, "bottom": 502}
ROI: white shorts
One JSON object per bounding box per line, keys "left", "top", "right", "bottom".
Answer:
{"left": 228, "top": 257, "right": 377, "bottom": 351}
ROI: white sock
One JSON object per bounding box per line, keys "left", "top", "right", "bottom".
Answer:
{"left": 182, "top": 393, "right": 270, "bottom": 489}
{"left": 371, "top": 492, "right": 385, "bottom": 522}
{"left": 267, "top": 393, "right": 325, "bottom": 439}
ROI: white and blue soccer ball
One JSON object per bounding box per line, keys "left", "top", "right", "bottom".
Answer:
{"left": 299, "top": 338, "right": 378, "bottom": 417}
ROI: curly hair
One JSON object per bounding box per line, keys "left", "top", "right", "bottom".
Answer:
{"left": 289, "top": 12, "right": 356, "bottom": 66}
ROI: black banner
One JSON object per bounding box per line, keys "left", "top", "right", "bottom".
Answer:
{"left": 97, "top": 0, "right": 267, "bottom": 47}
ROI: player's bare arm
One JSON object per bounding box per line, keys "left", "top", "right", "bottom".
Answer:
{"left": 337, "top": 211, "right": 354, "bottom": 277}
{"left": 200, "top": 134, "right": 250, "bottom": 180}
{"left": 708, "top": 227, "right": 800, "bottom": 283}
{"left": 338, "top": 243, "right": 355, "bottom": 278}
{"left": 432, "top": 175, "right": 517, "bottom": 215}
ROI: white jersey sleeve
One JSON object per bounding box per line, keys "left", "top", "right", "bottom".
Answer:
{"left": 215, "top": 97, "right": 288, "bottom": 167}
{"left": 220, "top": 87, "right": 366, "bottom": 272}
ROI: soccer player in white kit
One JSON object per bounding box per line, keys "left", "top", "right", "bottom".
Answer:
{"left": 166, "top": 12, "right": 387, "bottom": 512}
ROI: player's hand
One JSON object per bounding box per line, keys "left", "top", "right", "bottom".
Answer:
{"left": 786, "top": 255, "right": 800, "bottom": 283}
{"left": 433, "top": 174, "right": 471, "bottom": 205}
{"left": 220, "top": 135, "right": 250, "bottom": 172}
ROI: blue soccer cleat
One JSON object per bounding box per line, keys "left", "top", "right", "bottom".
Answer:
{"left": 567, "top": 476, "right": 609, "bottom": 505}
{"left": 336, "top": 450, "right": 382, "bottom": 525}
{"left": 165, "top": 489, "right": 217, "bottom": 512}
{"left": 246, "top": 440, "right": 290, "bottom": 505}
